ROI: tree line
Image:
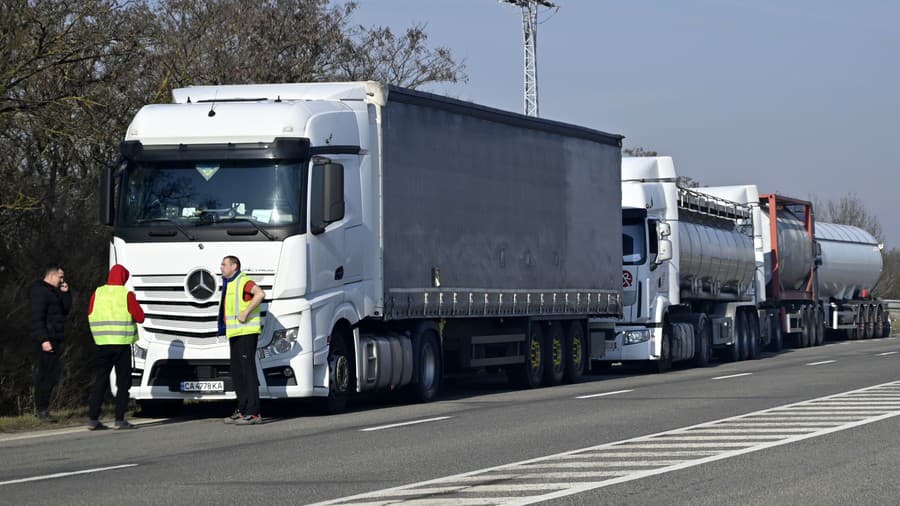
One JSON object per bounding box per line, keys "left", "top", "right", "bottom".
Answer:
{"left": 0, "top": 0, "right": 466, "bottom": 417}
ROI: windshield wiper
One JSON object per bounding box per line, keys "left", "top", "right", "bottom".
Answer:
{"left": 136, "top": 217, "right": 195, "bottom": 241}
{"left": 219, "top": 216, "right": 276, "bottom": 241}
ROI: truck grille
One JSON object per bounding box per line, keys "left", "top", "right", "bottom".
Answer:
{"left": 132, "top": 274, "right": 272, "bottom": 340}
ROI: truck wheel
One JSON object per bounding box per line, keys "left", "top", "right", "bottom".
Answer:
{"left": 875, "top": 306, "right": 885, "bottom": 338}
{"left": 815, "top": 307, "right": 825, "bottom": 346}
{"left": 856, "top": 306, "right": 866, "bottom": 340}
{"left": 563, "top": 321, "right": 587, "bottom": 383}
{"left": 866, "top": 306, "right": 876, "bottom": 339}
{"left": 738, "top": 311, "right": 751, "bottom": 360}
{"left": 137, "top": 399, "right": 183, "bottom": 418}
{"left": 769, "top": 315, "right": 783, "bottom": 352}
{"left": 799, "top": 307, "right": 811, "bottom": 347}
{"left": 543, "top": 322, "right": 566, "bottom": 386}
{"left": 725, "top": 315, "right": 741, "bottom": 362}
{"left": 692, "top": 317, "right": 711, "bottom": 368}
{"left": 884, "top": 310, "right": 893, "bottom": 337}
{"left": 319, "top": 333, "right": 352, "bottom": 414}
{"left": 652, "top": 326, "right": 672, "bottom": 373}
{"left": 512, "top": 323, "right": 544, "bottom": 388}
{"left": 408, "top": 330, "right": 442, "bottom": 403}
{"left": 747, "top": 312, "right": 760, "bottom": 359}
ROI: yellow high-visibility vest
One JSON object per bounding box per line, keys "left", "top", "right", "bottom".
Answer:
{"left": 225, "top": 273, "right": 261, "bottom": 338}
{"left": 89, "top": 285, "right": 137, "bottom": 345}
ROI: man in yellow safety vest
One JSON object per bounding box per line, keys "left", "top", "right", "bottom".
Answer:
{"left": 87, "top": 264, "right": 145, "bottom": 430}
{"left": 219, "top": 255, "right": 266, "bottom": 425}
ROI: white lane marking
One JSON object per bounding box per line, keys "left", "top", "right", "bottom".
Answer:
{"left": 360, "top": 416, "right": 451, "bottom": 432}
{"left": 807, "top": 360, "right": 836, "bottom": 366}
{"left": 0, "top": 464, "right": 138, "bottom": 486}
{"left": 712, "top": 373, "right": 752, "bottom": 380}
{"left": 576, "top": 389, "right": 633, "bottom": 399}
{"left": 681, "top": 428, "right": 814, "bottom": 433}
{"left": 878, "top": 351, "right": 898, "bottom": 356}
{"left": 313, "top": 380, "right": 900, "bottom": 506}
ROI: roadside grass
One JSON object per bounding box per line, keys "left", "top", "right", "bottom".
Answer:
{"left": 0, "top": 402, "right": 139, "bottom": 433}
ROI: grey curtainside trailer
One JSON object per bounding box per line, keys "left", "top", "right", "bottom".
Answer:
{"left": 353, "top": 85, "right": 624, "bottom": 395}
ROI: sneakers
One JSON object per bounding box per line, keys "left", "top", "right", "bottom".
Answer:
{"left": 234, "top": 414, "right": 262, "bottom": 426}
{"left": 223, "top": 410, "right": 243, "bottom": 424}
{"left": 37, "top": 411, "right": 58, "bottom": 423}
{"left": 113, "top": 420, "right": 136, "bottom": 430}
{"left": 87, "top": 419, "right": 108, "bottom": 431}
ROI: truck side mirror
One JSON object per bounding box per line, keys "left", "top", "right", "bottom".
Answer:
{"left": 311, "top": 161, "right": 345, "bottom": 235}
{"left": 99, "top": 158, "right": 124, "bottom": 226}
{"left": 657, "top": 222, "right": 671, "bottom": 237}
{"left": 656, "top": 239, "right": 673, "bottom": 263}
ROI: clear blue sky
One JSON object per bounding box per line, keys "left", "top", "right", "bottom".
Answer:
{"left": 343, "top": 0, "right": 899, "bottom": 246}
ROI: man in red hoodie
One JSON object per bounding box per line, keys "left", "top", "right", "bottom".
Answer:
{"left": 87, "top": 264, "right": 145, "bottom": 430}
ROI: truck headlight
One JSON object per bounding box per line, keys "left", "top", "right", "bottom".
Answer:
{"left": 622, "top": 329, "right": 651, "bottom": 345}
{"left": 260, "top": 327, "right": 300, "bottom": 358}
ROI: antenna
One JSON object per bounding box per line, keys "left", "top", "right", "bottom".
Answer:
{"left": 500, "top": 0, "right": 558, "bottom": 117}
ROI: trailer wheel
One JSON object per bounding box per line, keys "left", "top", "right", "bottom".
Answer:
{"left": 883, "top": 309, "right": 893, "bottom": 337}
{"left": 691, "top": 316, "right": 712, "bottom": 368}
{"left": 747, "top": 311, "right": 761, "bottom": 359}
{"left": 725, "top": 315, "right": 741, "bottom": 362}
{"left": 408, "top": 329, "right": 442, "bottom": 403}
{"left": 769, "top": 314, "right": 783, "bottom": 352}
{"left": 799, "top": 306, "right": 811, "bottom": 347}
{"left": 856, "top": 305, "right": 866, "bottom": 340}
{"left": 814, "top": 307, "right": 825, "bottom": 346}
{"left": 543, "top": 322, "right": 566, "bottom": 386}
{"left": 512, "top": 323, "right": 544, "bottom": 388}
{"left": 739, "top": 311, "right": 753, "bottom": 360}
{"left": 874, "top": 306, "right": 885, "bottom": 338}
{"left": 563, "top": 321, "right": 587, "bottom": 383}
{"left": 866, "top": 305, "right": 876, "bottom": 339}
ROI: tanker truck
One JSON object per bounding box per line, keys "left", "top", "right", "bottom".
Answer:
{"left": 815, "top": 222, "right": 889, "bottom": 339}
{"left": 99, "top": 81, "right": 624, "bottom": 415}
{"left": 595, "top": 156, "right": 767, "bottom": 371}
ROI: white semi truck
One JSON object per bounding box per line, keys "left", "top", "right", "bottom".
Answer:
{"left": 595, "top": 156, "right": 887, "bottom": 372}
{"left": 597, "top": 156, "right": 765, "bottom": 371}
{"left": 99, "top": 81, "right": 624, "bottom": 414}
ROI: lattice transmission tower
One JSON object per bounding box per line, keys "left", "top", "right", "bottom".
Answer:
{"left": 500, "top": 0, "right": 558, "bottom": 117}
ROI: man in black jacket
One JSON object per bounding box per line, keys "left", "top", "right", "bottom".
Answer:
{"left": 29, "top": 264, "right": 72, "bottom": 422}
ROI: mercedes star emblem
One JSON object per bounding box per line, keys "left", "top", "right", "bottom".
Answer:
{"left": 186, "top": 269, "right": 217, "bottom": 300}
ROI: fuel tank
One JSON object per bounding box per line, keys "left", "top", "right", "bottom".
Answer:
{"left": 815, "top": 222, "right": 882, "bottom": 300}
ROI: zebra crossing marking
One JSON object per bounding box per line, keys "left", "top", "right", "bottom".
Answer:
{"left": 310, "top": 380, "right": 900, "bottom": 506}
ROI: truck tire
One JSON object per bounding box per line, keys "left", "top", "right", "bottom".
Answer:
{"left": 543, "top": 322, "right": 566, "bottom": 386}
{"left": 799, "top": 306, "right": 811, "bottom": 347}
{"left": 691, "top": 316, "right": 711, "bottom": 368}
{"left": 725, "top": 315, "right": 741, "bottom": 362}
{"left": 137, "top": 399, "right": 183, "bottom": 418}
{"left": 875, "top": 305, "right": 885, "bottom": 338}
{"left": 747, "top": 311, "right": 760, "bottom": 359}
{"left": 652, "top": 326, "right": 672, "bottom": 373}
{"left": 318, "top": 332, "right": 352, "bottom": 414}
{"left": 512, "top": 323, "right": 544, "bottom": 388}
{"left": 815, "top": 307, "right": 825, "bottom": 346}
{"left": 865, "top": 305, "right": 875, "bottom": 339}
{"left": 738, "top": 311, "right": 750, "bottom": 360}
{"left": 769, "top": 315, "right": 783, "bottom": 352}
{"left": 884, "top": 310, "right": 893, "bottom": 337}
{"left": 563, "top": 320, "right": 587, "bottom": 383}
{"left": 408, "top": 329, "right": 442, "bottom": 403}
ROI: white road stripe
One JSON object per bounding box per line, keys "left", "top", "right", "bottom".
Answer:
{"left": 515, "top": 460, "right": 688, "bottom": 468}
{"left": 681, "top": 428, "right": 814, "bottom": 433}
{"left": 0, "top": 464, "right": 138, "bottom": 486}
{"left": 576, "top": 389, "right": 633, "bottom": 399}
{"left": 712, "top": 373, "right": 752, "bottom": 380}
{"left": 315, "top": 380, "right": 900, "bottom": 506}
{"left": 806, "top": 360, "right": 836, "bottom": 366}
{"left": 877, "top": 351, "right": 898, "bottom": 356}
{"left": 360, "top": 416, "right": 452, "bottom": 432}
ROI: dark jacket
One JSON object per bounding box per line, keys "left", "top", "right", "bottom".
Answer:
{"left": 29, "top": 279, "right": 72, "bottom": 343}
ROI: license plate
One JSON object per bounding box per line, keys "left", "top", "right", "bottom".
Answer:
{"left": 180, "top": 381, "right": 224, "bottom": 392}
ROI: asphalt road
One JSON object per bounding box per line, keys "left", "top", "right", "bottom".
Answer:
{"left": 2, "top": 336, "right": 899, "bottom": 505}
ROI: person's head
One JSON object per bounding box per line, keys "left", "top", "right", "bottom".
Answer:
{"left": 42, "top": 263, "right": 63, "bottom": 287}
{"left": 220, "top": 256, "right": 241, "bottom": 278}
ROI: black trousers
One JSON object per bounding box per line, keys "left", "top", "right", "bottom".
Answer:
{"left": 229, "top": 333, "right": 260, "bottom": 416}
{"left": 34, "top": 340, "right": 63, "bottom": 413}
{"left": 88, "top": 344, "right": 132, "bottom": 421}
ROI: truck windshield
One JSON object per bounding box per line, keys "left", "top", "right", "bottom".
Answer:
{"left": 623, "top": 218, "right": 647, "bottom": 265}
{"left": 117, "top": 160, "right": 306, "bottom": 230}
